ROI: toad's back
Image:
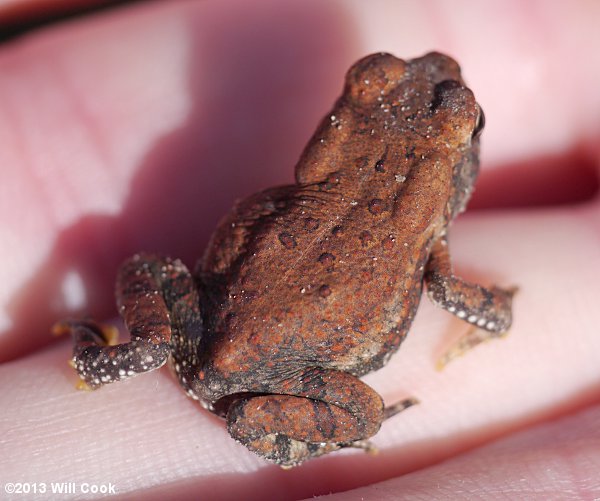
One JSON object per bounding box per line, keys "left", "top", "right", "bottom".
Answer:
{"left": 64, "top": 52, "right": 505, "bottom": 468}
{"left": 199, "top": 52, "right": 481, "bottom": 382}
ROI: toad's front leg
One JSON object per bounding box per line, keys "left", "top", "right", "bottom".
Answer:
{"left": 425, "top": 236, "right": 516, "bottom": 367}
{"left": 56, "top": 254, "right": 202, "bottom": 390}
{"left": 226, "top": 367, "right": 415, "bottom": 467}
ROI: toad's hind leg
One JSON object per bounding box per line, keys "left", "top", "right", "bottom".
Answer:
{"left": 56, "top": 254, "right": 202, "bottom": 390}
{"left": 425, "top": 236, "right": 516, "bottom": 367}
{"left": 226, "top": 367, "right": 415, "bottom": 467}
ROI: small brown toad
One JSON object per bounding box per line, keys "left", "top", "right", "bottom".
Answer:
{"left": 58, "top": 52, "right": 514, "bottom": 467}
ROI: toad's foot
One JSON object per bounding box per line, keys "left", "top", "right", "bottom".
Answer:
{"left": 226, "top": 367, "right": 386, "bottom": 467}
{"left": 55, "top": 254, "right": 202, "bottom": 390}
{"left": 425, "top": 236, "right": 517, "bottom": 368}
{"left": 435, "top": 285, "right": 518, "bottom": 369}
{"left": 55, "top": 320, "right": 122, "bottom": 390}
{"left": 383, "top": 397, "right": 419, "bottom": 419}
{"left": 54, "top": 318, "right": 170, "bottom": 390}
{"left": 345, "top": 439, "right": 378, "bottom": 455}
{"left": 437, "top": 323, "right": 512, "bottom": 370}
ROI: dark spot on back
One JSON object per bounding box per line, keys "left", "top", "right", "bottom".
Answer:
{"left": 331, "top": 225, "right": 344, "bottom": 237}
{"left": 368, "top": 198, "right": 385, "bottom": 214}
{"left": 278, "top": 232, "right": 297, "bottom": 249}
{"left": 318, "top": 252, "right": 336, "bottom": 267}
{"left": 359, "top": 230, "right": 373, "bottom": 247}
{"left": 303, "top": 217, "right": 320, "bottom": 231}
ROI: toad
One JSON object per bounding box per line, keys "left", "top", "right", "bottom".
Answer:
{"left": 57, "top": 52, "right": 514, "bottom": 467}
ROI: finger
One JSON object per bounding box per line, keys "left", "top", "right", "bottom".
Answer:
{"left": 2, "top": 202, "right": 598, "bottom": 498}
{"left": 309, "top": 403, "right": 600, "bottom": 500}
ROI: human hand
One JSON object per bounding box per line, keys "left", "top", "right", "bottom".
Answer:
{"left": 1, "top": 1, "right": 599, "bottom": 499}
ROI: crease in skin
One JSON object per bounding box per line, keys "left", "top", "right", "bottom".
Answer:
{"left": 2, "top": 14, "right": 193, "bottom": 224}
{"left": 0, "top": 8, "right": 192, "bottom": 343}
{"left": 311, "top": 405, "right": 600, "bottom": 500}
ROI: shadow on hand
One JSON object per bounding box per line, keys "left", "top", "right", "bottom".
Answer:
{"left": 2, "top": 0, "right": 357, "bottom": 361}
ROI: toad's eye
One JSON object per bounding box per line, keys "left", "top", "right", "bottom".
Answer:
{"left": 472, "top": 105, "right": 485, "bottom": 139}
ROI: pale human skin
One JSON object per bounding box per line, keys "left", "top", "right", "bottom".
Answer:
{"left": 1, "top": 1, "right": 599, "bottom": 499}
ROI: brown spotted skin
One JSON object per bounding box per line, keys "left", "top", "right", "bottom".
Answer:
{"left": 65, "top": 52, "right": 514, "bottom": 466}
